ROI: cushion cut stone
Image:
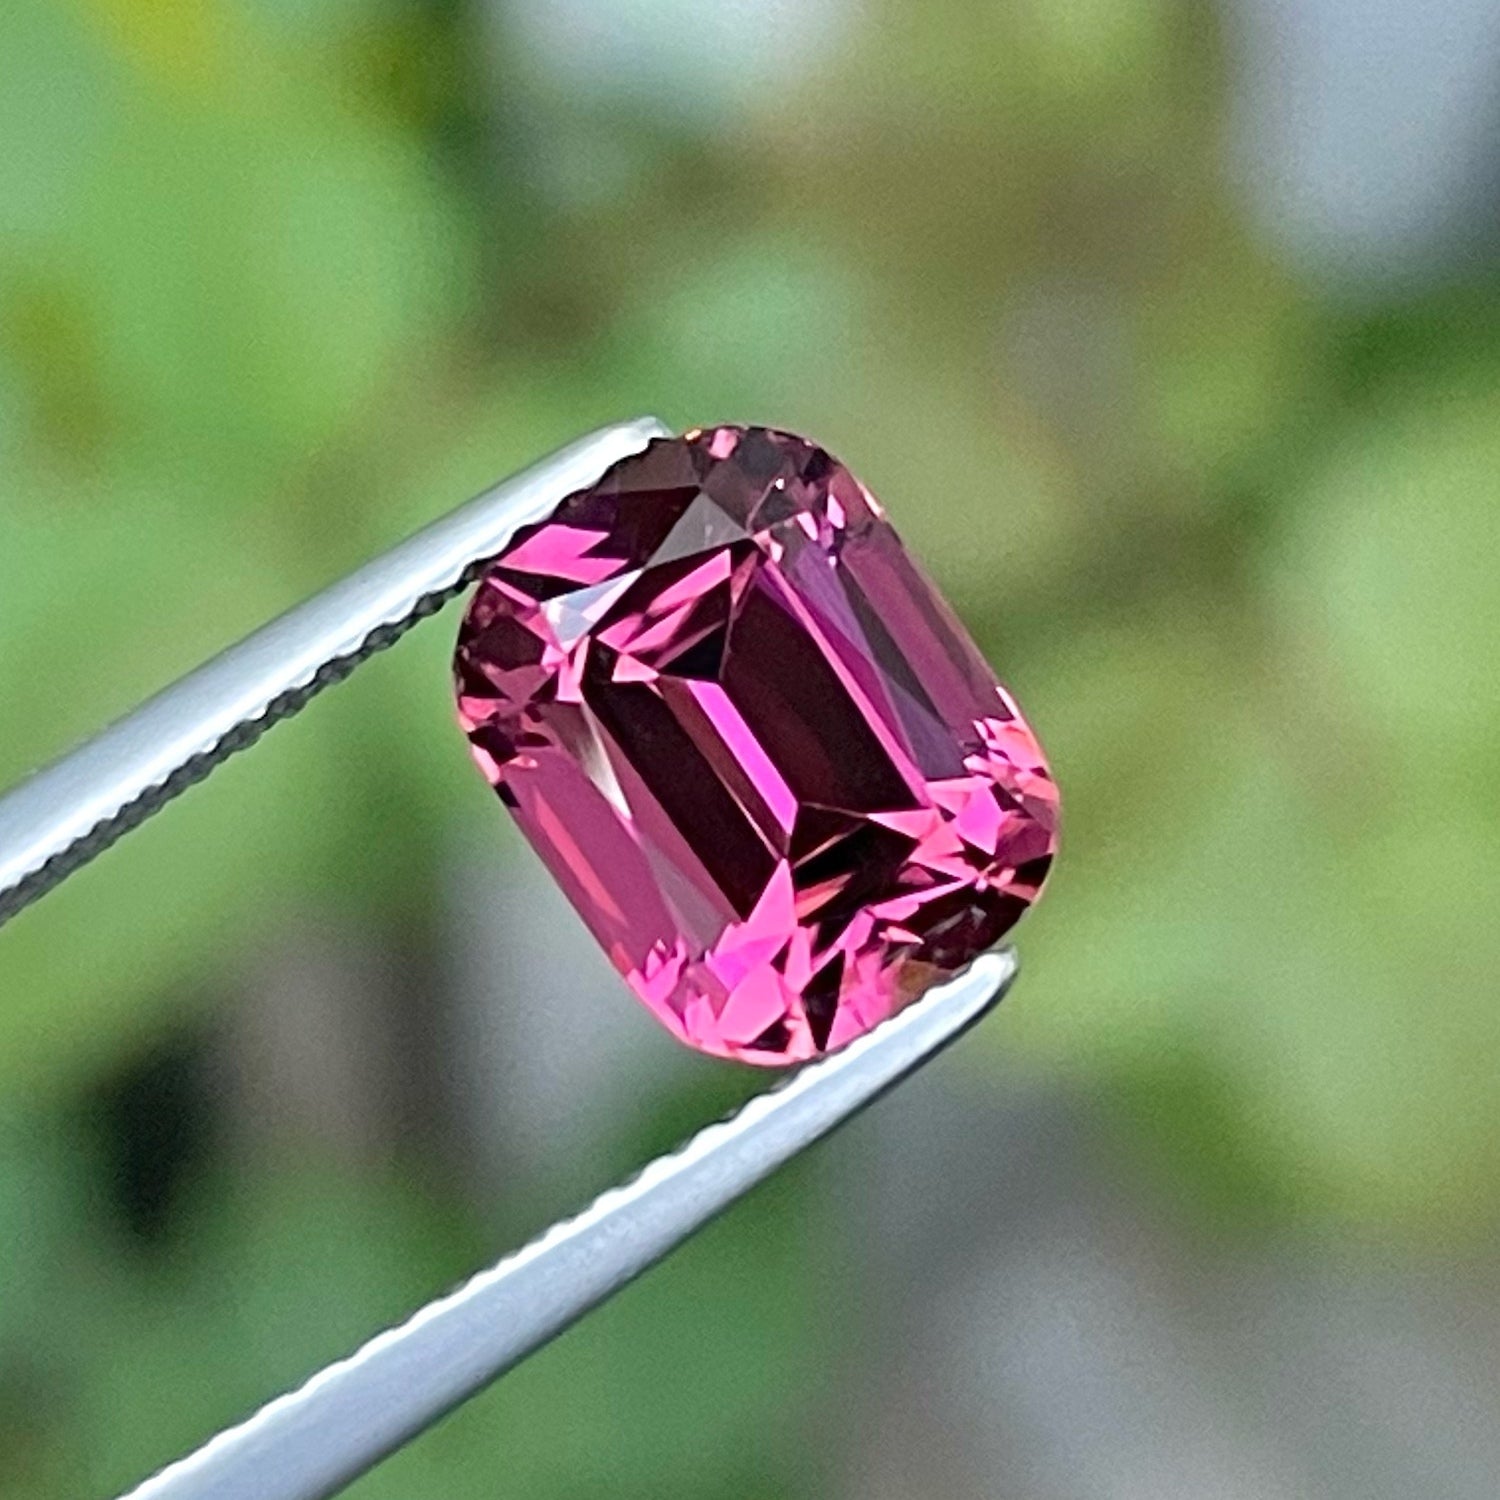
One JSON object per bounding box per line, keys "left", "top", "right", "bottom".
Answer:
{"left": 454, "top": 426, "right": 1058, "bottom": 1064}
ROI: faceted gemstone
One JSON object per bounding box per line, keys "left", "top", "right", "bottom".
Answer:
{"left": 453, "top": 426, "right": 1058, "bottom": 1064}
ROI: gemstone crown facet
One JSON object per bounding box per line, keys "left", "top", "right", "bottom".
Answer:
{"left": 454, "top": 426, "right": 1058, "bottom": 1063}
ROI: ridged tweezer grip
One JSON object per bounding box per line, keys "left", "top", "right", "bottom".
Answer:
{"left": 0, "top": 419, "right": 670, "bottom": 924}
{"left": 120, "top": 949, "right": 1015, "bottom": 1500}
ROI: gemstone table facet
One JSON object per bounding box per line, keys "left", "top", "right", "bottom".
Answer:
{"left": 454, "top": 426, "right": 1058, "bottom": 1063}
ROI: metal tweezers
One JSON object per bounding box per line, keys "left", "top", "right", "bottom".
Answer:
{"left": 0, "top": 416, "right": 1016, "bottom": 1500}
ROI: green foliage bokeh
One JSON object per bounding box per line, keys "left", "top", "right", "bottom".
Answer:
{"left": 2, "top": 0, "right": 1497, "bottom": 1494}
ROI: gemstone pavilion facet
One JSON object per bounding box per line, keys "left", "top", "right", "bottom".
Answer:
{"left": 454, "top": 426, "right": 1058, "bottom": 1064}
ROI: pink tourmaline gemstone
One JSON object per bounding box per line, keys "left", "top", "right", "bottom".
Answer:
{"left": 454, "top": 426, "right": 1057, "bottom": 1064}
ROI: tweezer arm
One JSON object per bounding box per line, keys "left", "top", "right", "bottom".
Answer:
{"left": 120, "top": 949, "right": 1015, "bottom": 1500}
{"left": 0, "top": 417, "right": 671, "bottom": 925}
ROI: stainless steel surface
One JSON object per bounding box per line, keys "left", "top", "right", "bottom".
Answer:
{"left": 0, "top": 414, "right": 1022, "bottom": 1500}
{"left": 118, "top": 949, "right": 1016, "bottom": 1500}
{"left": 0, "top": 416, "right": 670, "bottom": 925}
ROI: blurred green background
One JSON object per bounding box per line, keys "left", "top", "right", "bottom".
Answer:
{"left": 4, "top": 0, "right": 1500, "bottom": 1495}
